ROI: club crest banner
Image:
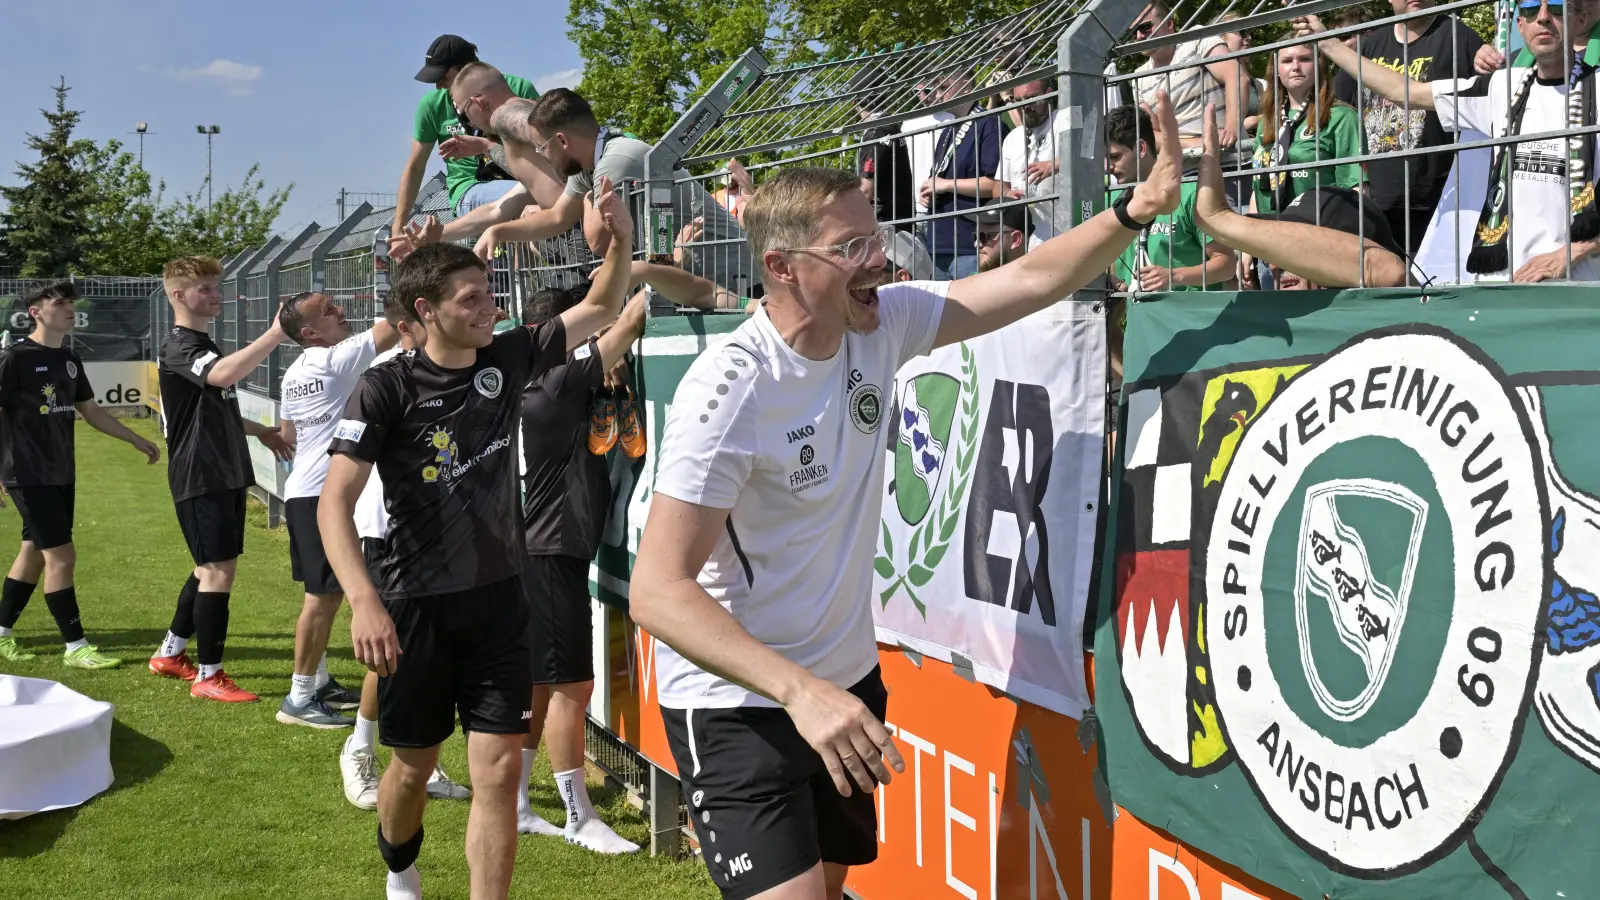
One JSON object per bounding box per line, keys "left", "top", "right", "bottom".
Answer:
{"left": 1096, "top": 286, "right": 1600, "bottom": 898}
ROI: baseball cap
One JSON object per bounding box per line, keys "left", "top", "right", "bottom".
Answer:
{"left": 1251, "top": 186, "right": 1402, "bottom": 257}
{"left": 963, "top": 199, "right": 1032, "bottom": 235}
{"left": 884, "top": 230, "right": 936, "bottom": 281}
{"left": 416, "top": 35, "right": 478, "bottom": 83}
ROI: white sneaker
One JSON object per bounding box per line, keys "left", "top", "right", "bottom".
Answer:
{"left": 341, "top": 745, "right": 380, "bottom": 811}
{"left": 565, "top": 817, "right": 641, "bottom": 855}
{"left": 425, "top": 765, "right": 470, "bottom": 800}
{"left": 386, "top": 864, "right": 421, "bottom": 900}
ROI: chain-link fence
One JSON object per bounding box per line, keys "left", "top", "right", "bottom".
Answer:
{"left": 0, "top": 276, "right": 162, "bottom": 361}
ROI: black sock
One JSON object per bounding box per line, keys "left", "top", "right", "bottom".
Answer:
{"left": 377, "top": 823, "right": 424, "bottom": 873}
{"left": 169, "top": 575, "right": 199, "bottom": 638}
{"left": 0, "top": 577, "right": 36, "bottom": 629}
{"left": 43, "top": 587, "right": 84, "bottom": 644}
{"left": 193, "top": 591, "right": 230, "bottom": 667}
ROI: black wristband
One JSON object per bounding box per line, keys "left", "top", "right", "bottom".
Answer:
{"left": 1113, "top": 196, "right": 1154, "bottom": 231}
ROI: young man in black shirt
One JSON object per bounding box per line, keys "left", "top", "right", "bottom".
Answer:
{"left": 319, "top": 179, "right": 633, "bottom": 900}
{"left": 0, "top": 280, "right": 161, "bottom": 667}
{"left": 1332, "top": 0, "right": 1484, "bottom": 253}
{"left": 147, "top": 256, "right": 294, "bottom": 703}
{"left": 515, "top": 281, "right": 644, "bottom": 853}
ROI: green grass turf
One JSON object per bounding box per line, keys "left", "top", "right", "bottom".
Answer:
{"left": 0, "top": 418, "right": 716, "bottom": 900}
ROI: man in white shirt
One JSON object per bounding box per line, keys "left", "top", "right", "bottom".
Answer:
{"left": 1299, "top": 0, "right": 1600, "bottom": 282}
{"left": 998, "top": 79, "right": 1063, "bottom": 246}
{"left": 275, "top": 294, "right": 400, "bottom": 729}
{"left": 628, "top": 92, "right": 1184, "bottom": 900}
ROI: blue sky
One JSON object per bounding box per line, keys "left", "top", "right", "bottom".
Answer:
{"left": 0, "top": 0, "right": 583, "bottom": 243}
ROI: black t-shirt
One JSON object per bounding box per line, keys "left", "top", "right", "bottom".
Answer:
{"left": 0, "top": 338, "right": 93, "bottom": 487}
{"left": 857, "top": 124, "right": 915, "bottom": 232}
{"left": 1334, "top": 18, "right": 1483, "bottom": 216}
{"left": 330, "top": 322, "right": 566, "bottom": 599}
{"left": 520, "top": 338, "right": 609, "bottom": 560}
{"left": 158, "top": 326, "right": 253, "bottom": 501}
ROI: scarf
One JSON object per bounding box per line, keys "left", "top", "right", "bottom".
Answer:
{"left": 1254, "top": 99, "right": 1312, "bottom": 214}
{"left": 1469, "top": 33, "right": 1600, "bottom": 274}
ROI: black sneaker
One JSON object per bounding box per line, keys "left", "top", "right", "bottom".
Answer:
{"left": 316, "top": 676, "right": 361, "bottom": 711}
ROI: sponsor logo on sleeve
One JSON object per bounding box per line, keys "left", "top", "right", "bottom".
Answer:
{"left": 333, "top": 419, "right": 367, "bottom": 442}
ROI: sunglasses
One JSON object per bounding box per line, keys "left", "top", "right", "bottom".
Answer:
{"left": 1128, "top": 20, "right": 1156, "bottom": 39}
{"left": 1518, "top": 0, "right": 1565, "bottom": 19}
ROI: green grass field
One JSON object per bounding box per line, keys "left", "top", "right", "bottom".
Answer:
{"left": 0, "top": 418, "right": 716, "bottom": 900}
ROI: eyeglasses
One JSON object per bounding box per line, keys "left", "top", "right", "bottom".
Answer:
{"left": 1518, "top": 0, "right": 1565, "bottom": 19}
{"left": 533, "top": 133, "right": 558, "bottom": 157}
{"left": 976, "top": 230, "right": 1006, "bottom": 247}
{"left": 1127, "top": 20, "right": 1156, "bottom": 39}
{"left": 780, "top": 226, "right": 893, "bottom": 266}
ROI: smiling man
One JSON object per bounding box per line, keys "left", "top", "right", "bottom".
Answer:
{"left": 628, "top": 92, "right": 1184, "bottom": 900}
{"left": 317, "top": 181, "right": 633, "bottom": 900}
{"left": 273, "top": 293, "right": 400, "bottom": 729}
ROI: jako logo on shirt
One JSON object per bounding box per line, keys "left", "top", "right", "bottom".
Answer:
{"left": 418, "top": 398, "right": 445, "bottom": 408}
{"left": 191, "top": 351, "right": 219, "bottom": 376}
{"left": 786, "top": 425, "right": 814, "bottom": 443}
{"left": 474, "top": 367, "right": 503, "bottom": 399}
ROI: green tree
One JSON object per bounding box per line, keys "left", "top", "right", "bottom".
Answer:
{"left": 80, "top": 139, "right": 173, "bottom": 274}
{"left": 568, "top": 0, "right": 769, "bottom": 142}
{"left": 0, "top": 78, "right": 98, "bottom": 277}
{"left": 782, "top": 0, "right": 1037, "bottom": 60}
{"left": 159, "top": 164, "right": 293, "bottom": 262}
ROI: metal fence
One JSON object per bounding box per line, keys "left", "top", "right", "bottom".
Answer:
{"left": 0, "top": 275, "right": 162, "bottom": 361}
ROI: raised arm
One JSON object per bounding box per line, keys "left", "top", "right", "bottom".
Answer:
{"left": 207, "top": 315, "right": 285, "bottom": 388}
{"left": 488, "top": 98, "right": 570, "bottom": 209}
{"left": 594, "top": 289, "right": 647, "bottom": 369}
{"left": 556, "top": 177, "right": 634, "bottom": 348}
{"left": 935, "top": 90, "right": 1183, "bottom": 347}
{"left": 474, "top": 192, "right": 584, "bottom": 261}
{"left": 1295, "top": 15, "right": 1437, "bottom": 110}
{"left": 1192, "top": 108, "right": 1406, "bottom": 288}
{"left": 75, "top": 400, "right": 160, "bottom": 463}
{"left": 392, "top": 140, "right": 433, "bottom": 236}
{"left": 626, "top": 260, "right": 738, "bottom": 310}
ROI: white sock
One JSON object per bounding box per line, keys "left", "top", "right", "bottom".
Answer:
{"left": 0, "top": 626, "right": 12, "bottom": 637}
{"left": 199, "top": 662, "right": 223, "bottom": 680}
{"left": 516, "top": 749, "right": 562, "bottom": 836}
{"left": 554, "top": 767, "right": 593, "bottom": 832}
{"left": 290, "top": 673, "right": 317, "bottom": 707}
{"left": 385, "top": 864, "right": 421, "bottom": 900}
{"left": 158, "top": 632, "right": 188, "bottom": 658}
{"left": 65, "top": 638, "right": 88, "bottom": 653}
{"left": 351, "top": 714, "right": 378, "bottom": 753}
{"left": 313, "top": 652, "right": 329, "bottom": 690}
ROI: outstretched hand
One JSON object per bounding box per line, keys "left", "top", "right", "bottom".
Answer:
{"left": 1127, "top": 90, "right": 1182, "bottom": 222}
{"left": 588, "top": 176, "right": 635, "bottom": 246}
{"left": 389, "top": 216, "right": 443, "bottom": 263}
{"left": 1194, "top": 103, "right": 1234, "bottom": 236}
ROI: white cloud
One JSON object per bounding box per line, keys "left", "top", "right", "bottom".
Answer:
{"left": 170, "top": 59, "right": 263, "bottom": 95}
{"left": 533, "top": 68, "right": 582, "bottom": 91}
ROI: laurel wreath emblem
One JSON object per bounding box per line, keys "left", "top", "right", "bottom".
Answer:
{"left": 874, "top": 343, "right": 979, "bottom": 618}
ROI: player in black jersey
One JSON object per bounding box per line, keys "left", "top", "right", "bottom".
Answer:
{"left": 319, "top": 178, "right": 633, "bottom": 900}
{"left": 0, "top": 280, "right": 161, "bottom": 667}
{"left": 514, "top": 285, "right": 644, "bottom": 851}
{"left": 147, "top": 256, "right": 294, "bottom": 704}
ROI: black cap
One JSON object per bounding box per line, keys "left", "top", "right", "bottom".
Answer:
{"left": 964, "top": 199, "right": 1032, "bottom": 235}
{"left": 415, "top": 34, "right": 478, "bottom": 83}
{"left": 1251, "top": 186, "right": 1402, "bottom": 256}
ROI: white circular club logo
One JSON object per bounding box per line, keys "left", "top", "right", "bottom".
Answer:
{"left": 66, "top": 360, "right": 78, "bottom": 379}
{"left": 1205, "top": 329, "right": 1545, "bottom": 874}
{"left": 474, "top": 367, "right": 504, "bottom": 399}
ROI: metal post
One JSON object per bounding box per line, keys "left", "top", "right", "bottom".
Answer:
{"left": 338, "top": 188, "right": 347, "bottom": 223}
{"left": 227, "top": 240, "right": 279, "bottom": 346}
{"left": 648, "top": 761, "right": 683, "bottom": 858}
{"left": 643, "top": 49, "right": 767, "bottom": 316}
{"left": 310, "top": 202, "right": 373, "bottom": 294}
{"left": 263, "top": 222, "right": 320, "bottom": 397}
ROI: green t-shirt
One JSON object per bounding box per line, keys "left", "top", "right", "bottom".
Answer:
{"left": 1109, "top": 181, "right": 1218, "bottom": 291}
{"left": 413, "top": 74, "right": 539, "bottom": 209}
{"left": 1250, "top": 102, "right": 1364, "bottom": 214}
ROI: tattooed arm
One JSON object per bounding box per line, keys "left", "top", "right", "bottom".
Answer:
{"left": 488, "top": 99, "right": 567, "bottom": 208}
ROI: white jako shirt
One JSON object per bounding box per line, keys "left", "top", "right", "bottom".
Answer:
{"left": 281, "top": 331, "right": 379, "bottom": 501}
{"left": 354, "top": 346, "right": 404, "bottom": 540}
{"left": 652, "top": 283, "right": 947, "bottom": 709}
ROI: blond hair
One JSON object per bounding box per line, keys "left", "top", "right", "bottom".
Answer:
{"left": 162, "top": 256, "right": 223, "bottom": 295}
{"left": 742, "top": 167, "right": 862, "bottom": 281}
{"left": 452, "top": 61, "right": 506, "bottom": 100}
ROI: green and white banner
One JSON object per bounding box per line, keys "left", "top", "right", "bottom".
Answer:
{"left": 1097, "top": 285, "right": 1600, "bottom": 898}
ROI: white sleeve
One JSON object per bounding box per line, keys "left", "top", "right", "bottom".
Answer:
{"left": 327, "top": 331, "right": 379, "bottom": 374}
{"left": 878, "top": 281, "right": 950, "bottom": 366}
{"left": 999, "top": 128, "right": 1025, "bottom": 189}
{"left": 654, "top": 346, "right": 760, "bottom": 510}
{"left": 1431, "top": 74, "right": 1496, "bottom": 135}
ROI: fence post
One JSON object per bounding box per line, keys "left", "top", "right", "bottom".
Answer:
{"left": 642, "top": 48, "right": 767, "bottom": 315}
{"left": 264, "top": 223, "right": 321, "bottom": 398}
{"left": 226, "top": 241, "right": 277, "bottom": 350}
{"left": 1055, "top": 0, "right": 1141, "bottom": 246}
{"left": 310, "top": 202, "right": 374, "bottom": 294}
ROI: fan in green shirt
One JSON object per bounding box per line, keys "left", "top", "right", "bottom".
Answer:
{"left": 1250, "top": 44, "right": 1365, "bottom": 215}
{"left": 1105, "top": 106, "right": 1237, "bottom": 292}
{"left": 394, "top": 34, "right": 539, "bottom": 234}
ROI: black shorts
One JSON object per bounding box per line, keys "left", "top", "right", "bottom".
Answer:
{"left": 286, "top": 497, "right": 340, "bottom": 595}
{"left": 662, "top": 667, "right": 889, "bottom": 899}
{"left": 524, "top": 555, "right": 594, "bottom": 685}
{"left": 378, "top": 575, "right": 534, "bottom": 749}
{"left": 174, "top": 488, "right": 247, "bottom": 565}
{"left": 362, "top": 537, "right": 387, "bottom": 585}
{"left": 11, "top": 484, "right": 75, "bottom": 550}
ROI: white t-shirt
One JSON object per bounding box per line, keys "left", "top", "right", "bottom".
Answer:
{"left": 281, "top": 331, "right": 379, "bottom": 500}
{"left": 652, "top": 284, "right": 947, "bottom": 709}
{"left": 1433, "top": 70, "right": 1600, "bottom": 282}
{"left": 353, "top": 346, "right": 404, "bottom": 540}
{"left": 904, "top": 110, "right": 955, "bottom": 214}
{"left": 999, "top": 110, "right": 1063, "bottom": 245}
